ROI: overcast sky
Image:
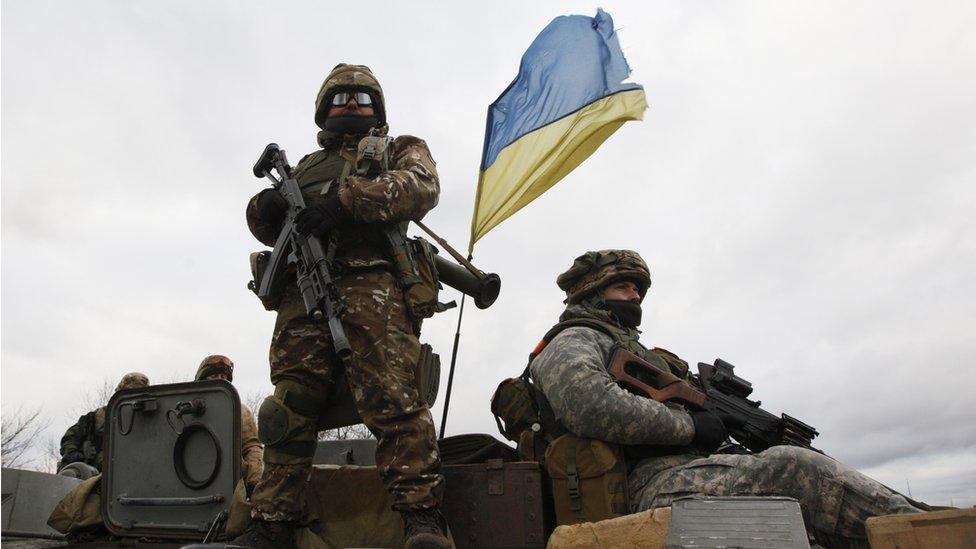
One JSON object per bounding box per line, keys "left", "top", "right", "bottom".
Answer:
{"left": 3, "top": 1, "right": 974, "bottom": 506}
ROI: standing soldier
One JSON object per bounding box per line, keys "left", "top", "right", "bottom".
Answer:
{"left": 194, "top": 355, "right": 264, "bottom": 495}
{"left": 58, "top": 372, "right": 149, "bottom": 473}
{"left": 234, "top": 64, "right": 449, "bottom": 549}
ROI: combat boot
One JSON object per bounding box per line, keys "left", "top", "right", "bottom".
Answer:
{"left": 401, "top": 508, "right": 453, "bottom": 549}
{"left": 227, "top": 518, "right": 297, "bottom": 549}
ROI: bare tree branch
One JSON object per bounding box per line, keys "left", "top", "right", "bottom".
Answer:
{"left": 43, "top": 436, "right": 63, "bottom": 473}
{"left": 2, "top": 406, "right": 49, "bottom": 468}
{"left": 242, "top": 390, "right": 267, "bottom": 415}
{"left": 77, "top": 378, "right": 115, "bottom": 416}
{"left": 319, "top": 423, "right": 373, "bottom": 441}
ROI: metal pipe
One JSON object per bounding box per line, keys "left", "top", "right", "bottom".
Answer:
{"left": 434, "top": 255, "right": 500, "bottom": 309}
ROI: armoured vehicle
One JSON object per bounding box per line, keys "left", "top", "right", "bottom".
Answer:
{"left": 2, "top": 368, "right": 554, "bottom": 548}
{"left": 4, "top": 376, "right": 972, "bottom": 548}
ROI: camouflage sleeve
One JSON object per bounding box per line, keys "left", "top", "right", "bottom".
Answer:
{"left": 59, "top": 417, "right": 86, "bottom": 457}
{"left": 246, "top": 192, "right": 279, "bottom": 247}
{"left": 240, "top": 405, "right": 264, "bottom": 490}
{"left": 530, "top": 327, "right": 695, "bottom": 446}
{"left": 339, "top": 135, "right": 439, "bottom": 223}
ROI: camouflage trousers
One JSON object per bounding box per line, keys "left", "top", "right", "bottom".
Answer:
{"left": 629, "top": 446, "right": 923, "bottom": 548}
{"left": 250, "top": 269, "right": 443, "bottom": 521}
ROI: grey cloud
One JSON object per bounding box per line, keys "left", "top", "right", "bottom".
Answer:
{"left": 3, "top": 1, "right": 974, "bottom": 507}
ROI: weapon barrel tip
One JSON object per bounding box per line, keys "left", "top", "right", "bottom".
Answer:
{"left": 474, "top": 272, "right": 501, "bottom": 309}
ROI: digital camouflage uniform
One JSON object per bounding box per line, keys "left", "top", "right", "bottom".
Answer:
{"left": 529, "top": 250, "right": 923, "bottom": 548}
{"left": 194, "top": 355, "right": 264, "bottom": 492}
{"left": 58, "top": 372, "right": 149, "bottom": 471}
{"left": 245, "top": 64, "right": 442, "bottom": 522}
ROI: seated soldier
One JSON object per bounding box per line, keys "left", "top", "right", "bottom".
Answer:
{"left": 195, "top": 355, "right": 264, "bottom": 495}
{"left": 58, "top": 372, "right": 149, "bottom": 474}
{"left": 528, "top": 249, "right": 925, "bottom": 548}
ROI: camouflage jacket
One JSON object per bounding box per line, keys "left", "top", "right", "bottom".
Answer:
{"left": 58, "top": 407, "right": 106, "bottom": 471}
{"left": 529, "top": 304, "right": 696, "bottom": 447}
{"left": 240, "top": 403, "right": 263, "bottom": 491}
{"left": 246, "top": 134, "right": 439, "bottom": 270}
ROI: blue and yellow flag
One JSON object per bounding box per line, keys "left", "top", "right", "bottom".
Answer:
{"left": 469, "top": 9, "right": 647, "bottom": 251}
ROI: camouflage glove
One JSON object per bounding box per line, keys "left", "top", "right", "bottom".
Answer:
{"left": 294, "top": 196, "right": 349, "bottom": 237}
{"left": 256, "top": 188, "right": 289, "bottom": 227}
{"left": 690, "top": 411, "right": 729, "bottom": 452}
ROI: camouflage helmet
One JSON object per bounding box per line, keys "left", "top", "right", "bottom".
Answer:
{"left": 314, "top": 63, "right": 386, "bottom": 130}
{"left": 116, "top": 372, "right": 149, "bottom": 392}
{"left": 556, "top": 249, "right": 651, "bottom": 304}
{"left": 195, "top": 355, "right": 234, "bottom": 382}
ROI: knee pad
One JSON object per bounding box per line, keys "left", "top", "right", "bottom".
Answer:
{"left": 257, "top": 382, "right": 327, "bottom": 458}
{"left": 257, "top": 395, "right": 296, "bottom": 447}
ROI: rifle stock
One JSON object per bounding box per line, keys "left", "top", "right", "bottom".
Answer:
{"left": 606, "top": 348, "right": 819, "bottom": 453}
{"left": 606, "top": 347, "right": 706, "bottom": 407}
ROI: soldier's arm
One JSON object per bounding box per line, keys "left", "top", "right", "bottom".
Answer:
{"left": 530, "top": 327, "right": 695, "bottom": 446}
{"left": 245, "top": 192, "right": 279, "bottom": 247}
{"left": 339, "top": 135, "right": 439, "bottom": 223}
{"left": 239, "top": 405, "right": 264, "bottom": 490}
{"left": 58, "top": 413, "right": 91, "bottom": 461}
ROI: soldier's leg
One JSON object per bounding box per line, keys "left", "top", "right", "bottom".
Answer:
{"left": 248, "top": 290, "right": 337, "bottom": 522}
{"left": 339, "top": 271, "right": 444, "bottom": 510}
{"left": 634, "top": 446, "right": 923, "bottom": 548}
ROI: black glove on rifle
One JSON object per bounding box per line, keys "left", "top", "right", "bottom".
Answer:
{"left": 690, "top": 411, "right": 730, "bottom": 452}
{"left": 294, "top": 196, "right": 349, "bottom": 237}
{"left": 256, "top": 188, "right": 289, "bottom": 227}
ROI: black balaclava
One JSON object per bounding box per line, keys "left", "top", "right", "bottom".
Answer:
{"left": 604, "top": 299, "right": 642, "bottom": 328}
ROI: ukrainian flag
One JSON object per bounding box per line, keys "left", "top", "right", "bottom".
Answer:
{"left": 469, "top": 9, "right": 647, "bottom": 252}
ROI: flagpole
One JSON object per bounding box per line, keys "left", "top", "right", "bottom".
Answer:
{"left": 439, "top": 289, "right": 467, "bottom": 439}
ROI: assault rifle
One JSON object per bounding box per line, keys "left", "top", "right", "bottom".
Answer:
{"left": 607, "top": 348, "right": 819, "bottom": 453}
{"left": 247, "top": 143, "right": 351, "bottom": 358}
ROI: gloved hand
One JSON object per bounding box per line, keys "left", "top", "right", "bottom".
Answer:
{"left": 294, "top": 196, "right": 349, "bottom": 237}
{"left": 690, "top": 411, "right": 729, "bottom": 452}
{"left": 61, "top": 451, "right": 86, "bottom": 466}
{"left": 256, "top": 188, "right": 289, "bottom": 226}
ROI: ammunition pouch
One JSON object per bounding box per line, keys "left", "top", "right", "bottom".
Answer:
{"left": 544, "top": 435, "right": 629, "bottom": 526}
{"left": 257, "top": 384, "right": 322, "bottom": 458}
{"left": 384, "top": 225, "right": 443, "bottom": 329}
{"left": 491, "top": 376, "right": 540, "bottom": 443}
{"left": 248, "top": 250, "right": 282, "bottom": 311}
{"left": 355, "top": 135, "right": 392, "bottom": 177}
{"left": 403, "top": 238, "right": 443, "bottom": 322}
{"left": 491, "top": 366, "right": 569, "bottom": 465}
{"left": 416, "top": 343, "right": 440, "bottom": 408}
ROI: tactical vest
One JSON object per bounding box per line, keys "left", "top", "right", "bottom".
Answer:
{"left": 290, "top": 137, "right": 442, "bottom": 327}
{"left": 490, "top": 317, "right": 692, "bottom": 526}
{"left": 491, "top": 317, "right": 690, "bottom": 445}
{"left": 291, "top": 142, "right": 388, "bottom": 264}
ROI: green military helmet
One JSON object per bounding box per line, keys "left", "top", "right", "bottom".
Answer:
{"left": 556, "top": 249, "right": 651, "bottom": 304}
{"left": 314, "top": 63, "right": 387, "bottom": 130}
{"left": 195, "top": 355, "right": 234, "bottom": 382}
{"left": 116, "top": 372, "right": 149, "bottom": 392}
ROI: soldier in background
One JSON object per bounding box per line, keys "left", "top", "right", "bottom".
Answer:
{"left": 58, "top": 372, "right": 149, "bottom": 473}
{"left": 194, "top": 355, "right": 264, "bottom": 494}
{"left": 235, "top": 64, "right": 449, "bottom": 549}
{"left": 527, "top": 249, "right": 925, "bottom": 548}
